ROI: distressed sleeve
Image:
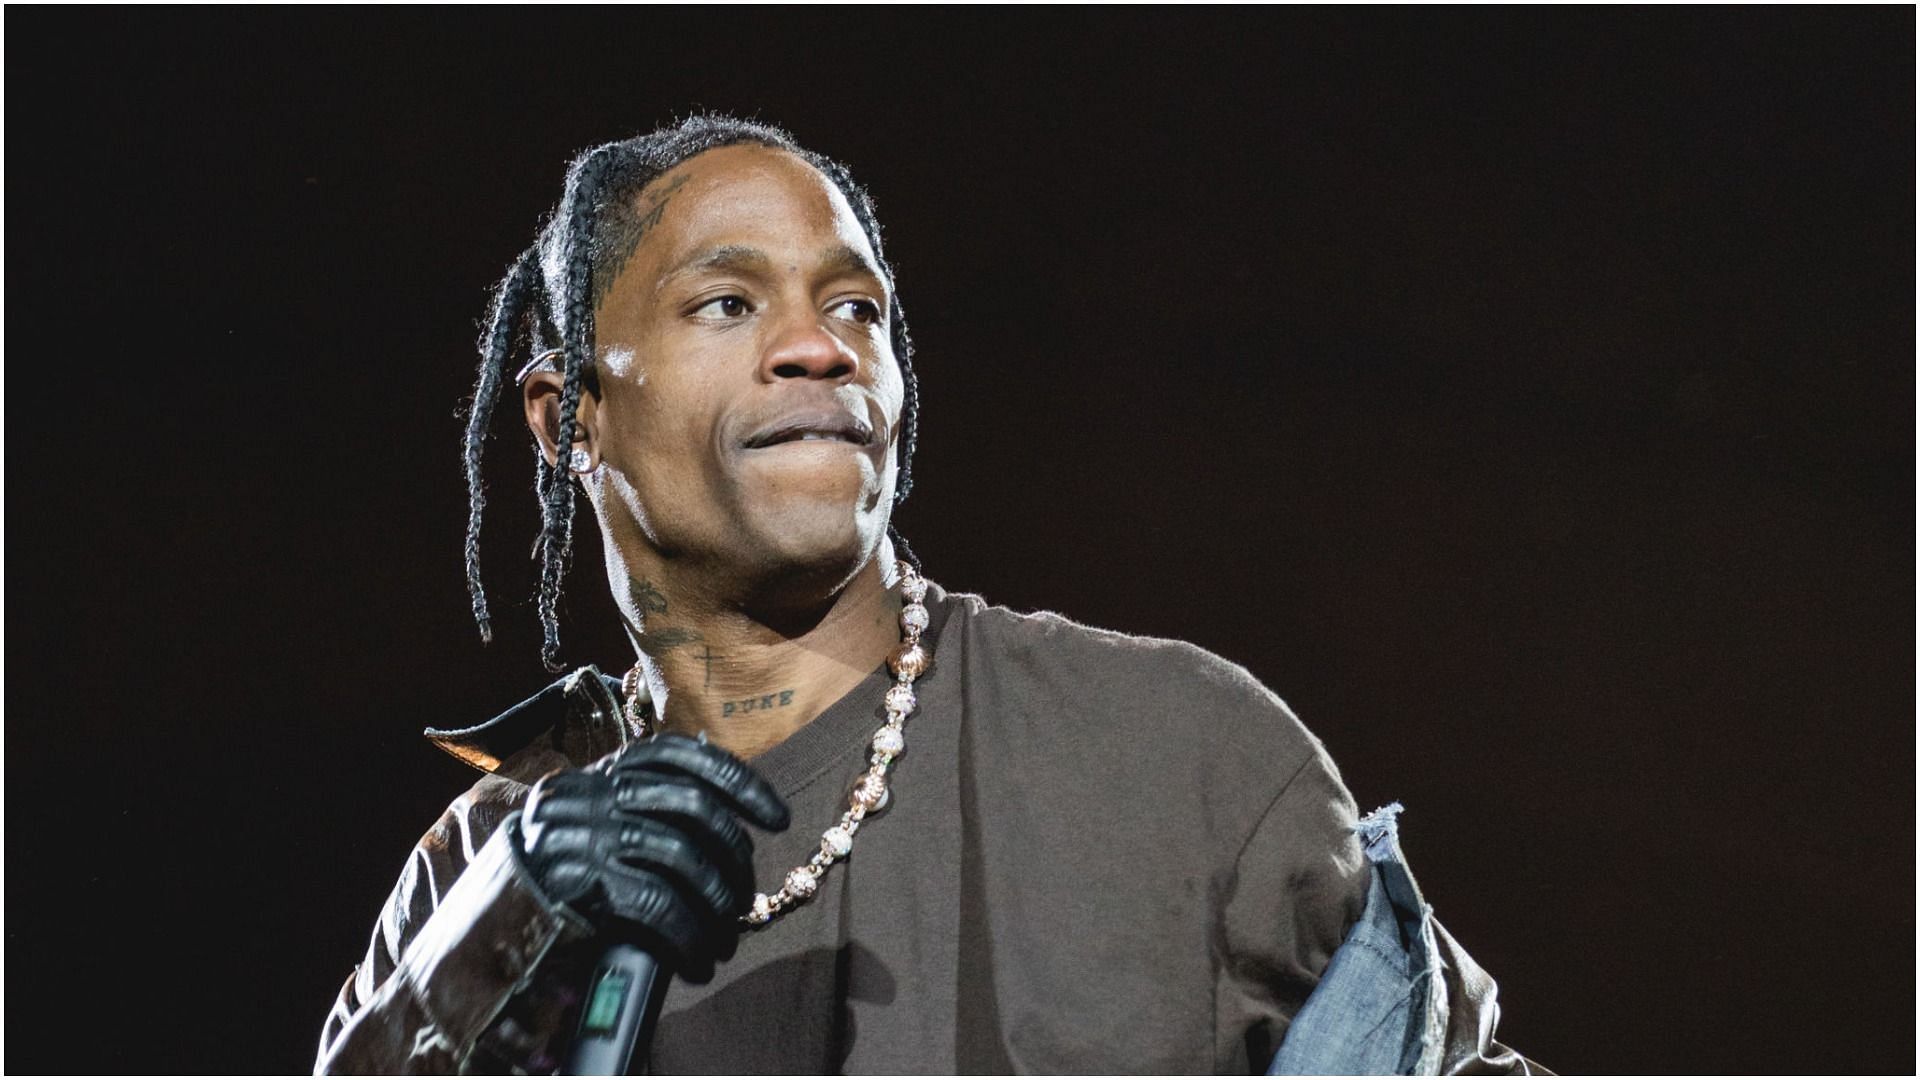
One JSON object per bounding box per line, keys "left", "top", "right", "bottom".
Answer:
{"left": 1213, "top": 742, "right": 1372, "bottom": 1071}
{"left": 313, "top": 788, "right": 594, "bottom": 1074}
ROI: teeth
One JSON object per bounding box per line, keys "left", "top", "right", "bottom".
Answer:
{"left": 751, "top": 426, "right": 864, "bottom": 447}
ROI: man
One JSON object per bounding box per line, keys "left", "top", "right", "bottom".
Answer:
{"left": 316, "top": 116, "right": 1536, "bottom": 1074}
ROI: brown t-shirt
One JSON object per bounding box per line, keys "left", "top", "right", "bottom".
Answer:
{"left": 316, "top": 582, "right": 1372, "bottom": 1074}
{"left": 645, "top": 584, "right": 1369, "bottom": 1073}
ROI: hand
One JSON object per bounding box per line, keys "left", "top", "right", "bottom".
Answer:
{"left": 514, "top": 734, "right": 790, "bottom": 980}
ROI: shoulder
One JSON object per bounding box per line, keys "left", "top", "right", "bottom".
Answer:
{"left": 946, "top": 589, "right": 1305, "bottom": 718}
{"left": 399, "top": 664, "right": 635, "bottom": 899}
{"left": 941, "top": 590, "right": 1334, "bottom": 787}
{"left": 952, "top": 592, "right": 1277, "bottom": 701}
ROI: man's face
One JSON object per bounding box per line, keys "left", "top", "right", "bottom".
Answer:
{"left": 581, "top": 144, "right": 904, "bottom": 585}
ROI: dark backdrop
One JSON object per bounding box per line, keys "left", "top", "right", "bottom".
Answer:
{"left": 6, "top": 10, "right": 1912, "bottom": 1074}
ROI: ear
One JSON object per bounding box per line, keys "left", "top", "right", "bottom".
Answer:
{"left": 522, "top": 369, "right": 602, "bottom": 472}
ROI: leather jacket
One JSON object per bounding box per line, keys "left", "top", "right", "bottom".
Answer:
{"left": 315, "top": 667, "right": 630, "bottom": 1074}
{"left": 315, "top": 667, "right": 1540, "bottom": 1075}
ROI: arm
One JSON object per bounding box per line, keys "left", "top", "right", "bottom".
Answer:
{"left": 314, "top": 781, "right": 595, "bottom": 1074}
{"left": 1214, "top": 742, "right": 1375, "bottom": 1070}
{"left": 315, "top": 737, "right": 790, "bottom": 1074}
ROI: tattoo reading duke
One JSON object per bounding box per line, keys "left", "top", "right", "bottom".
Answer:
{"left": 722, "top": 690, "right": 795, "bottom": 718}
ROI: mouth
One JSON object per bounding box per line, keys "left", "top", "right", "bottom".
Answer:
{"left": 742, "top": 411, "right": 875, "bottom": 450}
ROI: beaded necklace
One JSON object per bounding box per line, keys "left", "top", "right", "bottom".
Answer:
{"left": 619, "top": 561, "right": 932, "bottom": 926}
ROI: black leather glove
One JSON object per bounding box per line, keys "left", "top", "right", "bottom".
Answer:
{"left": 514, "top": 734, "right": 790, "bottom": 981}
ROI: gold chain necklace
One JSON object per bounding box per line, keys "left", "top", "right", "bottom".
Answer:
{"left": 619, "top": 561, "right": 932, "bottom": 927}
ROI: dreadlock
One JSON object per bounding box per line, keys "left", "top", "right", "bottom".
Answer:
{"left": 461, "top": 115, "right": 923, "bottom": 672}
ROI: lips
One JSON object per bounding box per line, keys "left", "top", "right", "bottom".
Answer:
{"left": 742, "top": 409, "right": 875, "bottom": 450}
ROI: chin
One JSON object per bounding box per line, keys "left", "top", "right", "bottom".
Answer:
{"left": 744, "top": 501, "right": 880, "bottom": 578}
{"left": 731, "top": 455, "right": 891, "bottom": 576}
{"left": 719, "top": 480, "right": 894, "bottom": 611}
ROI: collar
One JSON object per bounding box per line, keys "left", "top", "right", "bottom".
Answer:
{"left": 424, "top": 664, "right": 635, "bottom": 782}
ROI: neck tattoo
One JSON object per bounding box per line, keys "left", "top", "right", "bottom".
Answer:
{"left": 620, "top": 561, "right": 933, "bottom": 927}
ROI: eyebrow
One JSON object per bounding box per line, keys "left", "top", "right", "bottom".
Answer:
{"left": 819, "top": 243, "right": 884, "bottom": 283}
{"left": 663, "top": 244, "right": 773, "bottom": 283}
{"left": 659, "top": 242, "right": 886, "bottom": 289}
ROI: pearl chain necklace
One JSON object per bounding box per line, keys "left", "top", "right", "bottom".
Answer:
{"left": 620, "top": 561, "right": 932, "bottom": 928}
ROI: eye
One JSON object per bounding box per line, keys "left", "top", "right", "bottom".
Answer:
{"left": 692, "top": 295, "right": 752, "bottom": 319}
{"left": 830, "top": 298, "right": 883, "bottom": 326}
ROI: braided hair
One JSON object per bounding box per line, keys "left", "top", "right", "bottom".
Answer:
{"left": 462, "top": 115, "right": 923, "bottom": 672}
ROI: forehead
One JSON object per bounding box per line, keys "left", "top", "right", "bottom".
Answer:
{"left": 635, "top": 144, "right": 876, "bottom": 276}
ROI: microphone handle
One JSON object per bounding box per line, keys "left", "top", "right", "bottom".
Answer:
{"left": 563, "top": 943, "right": 669, "bottom": 1075}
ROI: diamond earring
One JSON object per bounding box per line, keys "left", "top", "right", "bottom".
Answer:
{"left": 568, "top": 447, "right": 592, "bottom": 473}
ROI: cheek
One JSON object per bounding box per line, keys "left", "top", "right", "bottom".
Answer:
{"left": 616, "top": 373, "right": 726, "bottom": 478}
{"left": 630, "top": 406, "right": 705, "bottom": 476}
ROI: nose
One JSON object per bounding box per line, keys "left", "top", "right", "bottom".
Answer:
{"left": 760, "top": 312, "right": 859, "bottom": 383}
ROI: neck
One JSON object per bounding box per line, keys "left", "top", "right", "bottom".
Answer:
{"left": 618, "top": 550, "right": 904, "bottom": 760}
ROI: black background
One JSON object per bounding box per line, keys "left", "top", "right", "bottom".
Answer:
{"left": 5, "top": 10, "right": 1913, "bottom": 1074}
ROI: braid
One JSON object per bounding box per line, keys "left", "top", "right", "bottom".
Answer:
{"left": 463, "top": 115, "right": 928, "bottom": 668}
{"left": 889, "top": 292, "right": 921, "bottom": 505}
{"left": 888, "top": 524, "right": 922, "bottom": 572}
{"left": 463, "top": 245, "right": 543, "bottom": 643}
{"left": 533, "top": 147, "right": 613, "bottom": 672}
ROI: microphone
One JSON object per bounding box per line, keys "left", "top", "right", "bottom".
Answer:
{"left": 563, "top": 943, "right": 670, "bottom": 1075}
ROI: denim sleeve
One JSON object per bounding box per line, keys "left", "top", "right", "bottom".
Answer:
{"left": 1267, "top": 804, "right": 1546, "bottom": 1076}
